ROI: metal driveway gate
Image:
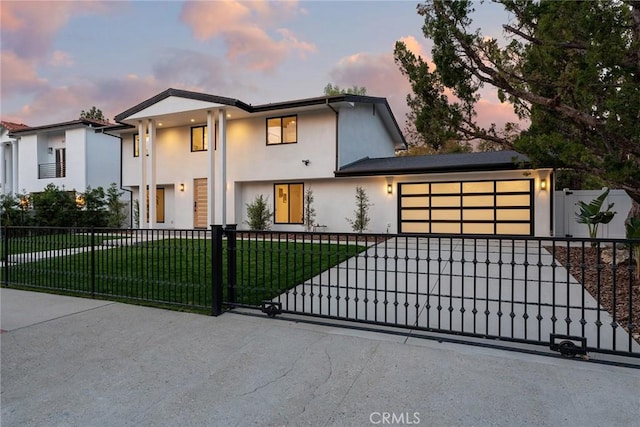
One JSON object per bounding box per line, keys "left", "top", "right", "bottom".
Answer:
{"left": 220, "top": 227, "right": 639, "bottom": 359}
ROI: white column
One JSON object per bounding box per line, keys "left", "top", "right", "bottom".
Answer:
{"left": 217, "top": 109, "right": 227, "bottom": 226}
{"left": 138, "top": 121, "right": 147, "bottom": 229}
{"left": 0, "top": 143, "right": 6, "bottom": 195}
{"left": 11, "top": 141, "right": 18, "bottom": 195}
{"left": 207, "top": 110, "right": 215, "bottom": 227}
{"left": 148, "top": 119, "right": 156, "bottom": 229}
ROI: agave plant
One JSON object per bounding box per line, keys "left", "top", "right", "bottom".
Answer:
{"left": 626, "top": 217, "right": 640, "bottom": 281}
{"left": 575, "top": 188, "right": 616, "bottom": 244}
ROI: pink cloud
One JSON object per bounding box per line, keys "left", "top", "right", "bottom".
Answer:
{"left": 49, "top": 51, "right": 74, "bottom": 67}
{"left": 0, "top": 51, "right": 47, "bottom": 97}
{"left": 0, "top": 1, "right": 117, "bottom": 60}
{"left": 180, "top": 0, "right": 314, "bottom": 71}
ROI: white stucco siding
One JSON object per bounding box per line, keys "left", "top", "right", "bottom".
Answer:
{"left": 59, "top": 128, "right": 87, "bottom": 192}
{"left": 85, "top": 131, "right": 120, "bottom": 190}
{"left": 237, "top": 178, "right": 396, "bottom": 233}
{"left": 228, "top": 109, "right": 337, "bottom": 182}
{"left": 337, "top": 104, "right": 397, "bottom": 168}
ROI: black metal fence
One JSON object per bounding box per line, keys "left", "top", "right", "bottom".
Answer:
{"left": 2, "top": 225, "right": 638, "bottom": 358}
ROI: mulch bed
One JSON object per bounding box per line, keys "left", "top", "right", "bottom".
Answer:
{"left": 550, "top": 246, "right": 640, "bottom": 342}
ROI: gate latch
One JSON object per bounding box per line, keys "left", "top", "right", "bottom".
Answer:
{"left": 550, "top": 334, "right": 587, "bottom": 358}
{"left": 261, "top": 301, "right": 282, "bottom": 318}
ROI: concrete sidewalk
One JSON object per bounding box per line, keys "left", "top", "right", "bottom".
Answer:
{"left": 1, "top": 288, "right": 638, "bottom": 426}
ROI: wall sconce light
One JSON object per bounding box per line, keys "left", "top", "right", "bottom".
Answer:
{"left": 180, "top": 183, "right": 185, "bottom": 192}
{"left": 540, "top": 179, "right": 547, "bottom": 191}
{"left": 387, "top": 183, "right": 393, "bottom": 194}
{"left": 48, "top": 147, "right": 53, "bottom": 154}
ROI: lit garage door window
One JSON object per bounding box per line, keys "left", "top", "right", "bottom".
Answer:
{"left": 398, "top": 179, "right": 533, "bottom": 235}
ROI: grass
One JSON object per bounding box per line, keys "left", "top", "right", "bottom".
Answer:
{"left": 0, "top": 233, "right": 121, "bottom": 258}
{"left": 2, "top": 237, "right": 365, "bottom": 311}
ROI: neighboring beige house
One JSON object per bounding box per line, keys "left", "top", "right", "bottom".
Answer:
{"left": 3, "top": 119, "right": 121, "bottom": 195}
{"left": 107, "top": 88, "right": 553, "bottom": 236}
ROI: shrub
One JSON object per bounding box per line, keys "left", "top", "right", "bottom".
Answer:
{"left": 245, "top": 194, "right": 272, "bottom": 230}
{"left": 626, "top": 217, "right": 640, "bottom": 281}
{"left": 575, "top": 188, "right": 616, "bottom": 244}
{"left": 106, "top": 183, "right": 127, "bottom": 228}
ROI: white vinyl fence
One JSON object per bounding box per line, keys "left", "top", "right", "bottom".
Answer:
{"left": 554, "top": 189, "right": 632, "bottom": 239}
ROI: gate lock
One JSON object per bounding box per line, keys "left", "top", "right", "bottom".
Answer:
{"left": 261, "top": 301, "right": 282, "bottom": 318}
{"left": 550, "top": 334, "right": 587, "bottom": 358}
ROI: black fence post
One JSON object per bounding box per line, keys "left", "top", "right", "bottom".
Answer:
{"left": 2, "top": 226, "right": 9, "bottom": 287}
{"left": 90, "top": 227, "right": 96, "bottom": 298}
{"left": 225, "top": 224, "right": 237, "bottom": 305}
{"left": 211, "top": 225, "right": 223, "bottom": 316}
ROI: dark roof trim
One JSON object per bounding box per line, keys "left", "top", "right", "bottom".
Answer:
{"left": 335, "top": 151, "right": 533, "bottom": 177}
{"left": 114, "top": 88, "right": 253, "bottom": 122}
{"left": 8, "top": 119, "right": 112, "bottom": 136}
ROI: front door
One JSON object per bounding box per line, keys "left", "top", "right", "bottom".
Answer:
{"left": 193, "top": 178, "right": 208, "bottom": 228}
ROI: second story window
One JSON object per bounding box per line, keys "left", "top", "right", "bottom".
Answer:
{"left": 267, "top": 115, "right": 297, "bottom": 145}
{"left": 133, "top": 133, "right": 149, "bottom": 157}
{"left": 191, "top": 125, "right": 208, "bottom": 151}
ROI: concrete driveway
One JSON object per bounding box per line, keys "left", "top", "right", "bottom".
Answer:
{"left": 1, "top": 288, "right": 639, "bottom": 426}
{"left": 277, "top": 237, "right": 640, "bottom": 355}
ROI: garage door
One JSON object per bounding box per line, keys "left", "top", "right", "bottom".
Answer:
{"left": 398, "top": 179, "right": 533, "bottom": 235}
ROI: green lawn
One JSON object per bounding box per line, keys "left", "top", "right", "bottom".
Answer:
{"left": 2, "top": 237, "right": 365, "bottom": 312}
{"left": 0, "top": 233, "right": 121, "bottom": 258}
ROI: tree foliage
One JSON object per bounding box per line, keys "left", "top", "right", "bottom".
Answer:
{"left": 324, "top": 83, "right": 367, "bottom": 96}
{"left": 346, "top": 186, "right": 372, "bottom": 233}
{"left": 394, "top": 0, "right": 640, "bottom": 203}
{"left": 2, "top": 183, "right": 127, "bottom": 228}
{"left": 79, "top": 106, "right": 107, "bottom": 122}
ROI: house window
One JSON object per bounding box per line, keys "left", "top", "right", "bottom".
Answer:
{"left": 267, "top": 115, "right": 297, "bottom": 145}
{"left": 274, "top": 183, "right": 303, "bottom": 224}
{"left": 133, "top": 133, "right": 149, "bottom": 157}
{"left": 191, "top": 125, "right": 208, "bottom": 151}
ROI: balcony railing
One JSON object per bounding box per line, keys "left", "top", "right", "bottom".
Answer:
{"left": 38, "top": 162, "right": 66, "bottom": 179}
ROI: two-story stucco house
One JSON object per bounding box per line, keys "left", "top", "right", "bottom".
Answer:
{"left": 3, "top": 119, "right": 121, "bottom": 196}
{"left": 108, "top": 88, "right": 554, "bottom": 236}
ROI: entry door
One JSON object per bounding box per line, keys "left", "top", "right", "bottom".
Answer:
{"left": 193, "top": 178, "right": 208, "bottom": 229}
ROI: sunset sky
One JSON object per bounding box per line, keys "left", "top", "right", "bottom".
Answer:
{"left": 1, "top": 0, "right": 518, "bottom": 132}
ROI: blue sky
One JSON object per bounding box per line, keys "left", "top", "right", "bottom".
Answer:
{"left": 1, "top": 0, "right": 516, "bottom": 130}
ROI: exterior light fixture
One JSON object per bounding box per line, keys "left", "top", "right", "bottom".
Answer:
{"left": 180, "top": 183, "right": 185, "bottom": 192}
{"left": 48, "top": 147, "right": 53, "bottom": 154}
{"left": 387, "top": 183, "right": 393, "bottom": 194}
{"left": 540, "top": 179, "right": 547, "bottom": 191}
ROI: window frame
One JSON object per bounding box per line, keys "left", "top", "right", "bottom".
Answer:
{"left": 273, "top": 182, "right": 304, "bottom": 224}
{"left": 266, "top": 115, "right": 297, "bottom": 145}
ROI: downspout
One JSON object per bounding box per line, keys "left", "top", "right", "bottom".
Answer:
{"left": 327, "top": 100, "right": 339, "bottom": 171}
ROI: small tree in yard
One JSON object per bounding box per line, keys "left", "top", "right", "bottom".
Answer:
{"left": 626, "top": 217, "right": 640, "bottom": 281}
{"left": 106, "top": 183, "right": 127, "bottom": 228}
{"left": 303, "top": 188, "right": 316, "bottom": 232}
{"left": 346, "top": 186, "right": 372, "bottom": 233}
{"left": 575, "top": 188, "right": 616, "bottom": 244}
{"left": 246, "top": 194, "right": 272, "bottom": 230}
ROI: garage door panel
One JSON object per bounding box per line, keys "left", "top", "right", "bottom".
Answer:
{"left": 431, "top": 196, "right": 461, "bottom": 207}
{"left": 401, "top": 209, "right": 430, "bottom": 220}
{"left": 431, "top": 209, "right": 461, "bottom": 221}
{"left": 401, "top": 184, "right": 429, "bottom": 195}
{"left": 496, "top": 194, "right": 530, "bottom": 207}
{"left": 463, "top": 195, "right": 493, "bottom": 207}
{"left": 463, "top": 223, "right": 495, "bottom": 234}
{"left": 496, "top": 180, "right": 530, "bottom": 192}
{"left": 496, "top": 223, "right": 531, "bottom": 235}
{"left": 401, "top": 197, "right": 429, "bottom": 208}
{"left": 431, "top": 182, "right": 460, "bottom": 194}
{"left": 402, "top": 222, "right": 430, "bottom": 233}
{"left": 463, "top": 181, "right": 494, "bottom": 193}
{"left": 496, "top": 209, "right": 530, "bottom": 221}
{"left": 431, "top": 223, "right": 461, "bottom": 234}
{"left": 463, "top": 209, "right": 494, "bottom": 221}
